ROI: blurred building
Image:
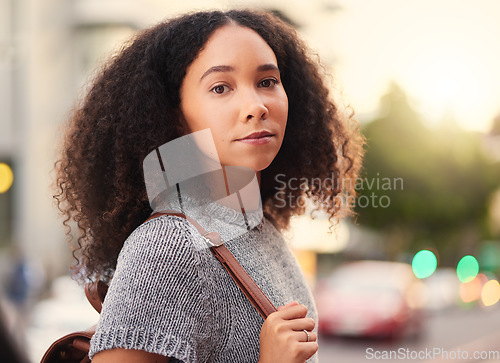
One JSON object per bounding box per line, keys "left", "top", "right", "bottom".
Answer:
{"left": 0, "top": 0, "right": 343, "bottom": 282}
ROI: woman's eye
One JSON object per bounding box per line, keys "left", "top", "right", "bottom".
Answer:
{"left": 259, "top": 78, "right": 278, "bottom": 88}
{"left": 211, "top": 85, "right": 230, "bottom": 94}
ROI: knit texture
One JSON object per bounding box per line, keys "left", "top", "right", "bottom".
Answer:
{"left": 89, "top": 197, "right": 318, "bottom": 362}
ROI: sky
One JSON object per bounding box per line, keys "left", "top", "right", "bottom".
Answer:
{"left": 321, "top": 0, "right": 500, "bottom": 132}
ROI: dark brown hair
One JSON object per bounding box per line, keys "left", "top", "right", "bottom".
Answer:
{"left": 54, "top": 9, "right": 364, "bottom": 282}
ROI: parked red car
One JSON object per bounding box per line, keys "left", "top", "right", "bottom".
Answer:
{"left": 315, "top": 260, "right": 425, "bottom": 339}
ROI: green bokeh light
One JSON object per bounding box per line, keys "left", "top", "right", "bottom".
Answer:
{"left": 412, "top": 250, "right": 438, "bottom": 279}
{"left": 456, "top": 255, "right": 479, "bottom": 283}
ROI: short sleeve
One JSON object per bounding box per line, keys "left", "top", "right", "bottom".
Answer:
{"left": 89, "top": 215, "right": 216, "bottom": 362}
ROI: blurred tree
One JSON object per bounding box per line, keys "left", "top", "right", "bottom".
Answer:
{"left": 356, "top": 83, "right": 500, "bottom": 265}
{"left": 490, "top": 114, "right": 500, "bottom": 136}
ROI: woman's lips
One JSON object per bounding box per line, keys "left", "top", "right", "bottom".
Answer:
{"left": 236, "top": 131, "right": 274, "bottom": 145}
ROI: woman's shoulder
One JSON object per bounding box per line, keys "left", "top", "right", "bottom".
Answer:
{"left": 131, "top": 212, "right": 192, "bottom": 241}
{"left": 104, "top": 212, "right": 213, "bottom": 313}
{"left": 92, "top": 213, "right": 216, "bottom": 362}
{"left": 117, "top": 213, "right": 207, "bottom": 271}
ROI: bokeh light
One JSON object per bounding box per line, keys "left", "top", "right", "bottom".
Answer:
{"left": 478, "top": 242, "right": 500, "bottom": 273}
{"left": 0, "top": 163, "right": 14, "bottom": 193}
{"left": 459, "top": 274, "right": 487, "bottom": 303}
{"left": 411, "top": 249, "right": 438, "bottom": 279}
{"left": 481, "top": 280, "right": 500, "bottom": 307}
{"left": 456, "top": 255, "right": 479, "bottom": 283}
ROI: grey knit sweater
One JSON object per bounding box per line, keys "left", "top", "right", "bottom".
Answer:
{"left": 89, "top": 198, "right": 318, "bottom": 362}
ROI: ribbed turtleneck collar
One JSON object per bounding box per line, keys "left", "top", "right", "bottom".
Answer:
{"left": 154, "top": 192, "right": 264, "bottom": 242}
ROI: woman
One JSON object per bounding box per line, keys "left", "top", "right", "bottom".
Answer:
{"left": 54, "top": 9, "right": 363, "bottom": 362}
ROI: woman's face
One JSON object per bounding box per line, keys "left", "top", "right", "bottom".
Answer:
{"left": 180, "top": 24, "right": 288, "bottom": 172}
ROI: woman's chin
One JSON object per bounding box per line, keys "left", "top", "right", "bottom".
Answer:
{"left": 224, "top": 161, "right": 271, "bottom": 173}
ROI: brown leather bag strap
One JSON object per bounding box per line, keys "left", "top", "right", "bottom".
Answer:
{"left": 147, "top": 210, "right": 277, "bottom": 319}
{"left": 209, "top": 243, "right": 277, "bottom": 318}
{"left": 84, "top": 281, "right": 109, "bottom": 314}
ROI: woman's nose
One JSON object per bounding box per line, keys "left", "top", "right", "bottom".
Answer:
{"left": 240, "top": 90, "right": 269, "bottom": 122}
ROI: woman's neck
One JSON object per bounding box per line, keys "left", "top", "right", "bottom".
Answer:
{"left": 213, "top": 166, "right": 261, "bottom": 213}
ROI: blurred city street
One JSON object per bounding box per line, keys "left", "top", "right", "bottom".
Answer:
{"left": 318, "top": 306, "right": 500, "bottom": 362}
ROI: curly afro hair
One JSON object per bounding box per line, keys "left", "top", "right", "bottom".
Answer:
{"left": 54, "top": 9, "right": 364, "bottom": 282}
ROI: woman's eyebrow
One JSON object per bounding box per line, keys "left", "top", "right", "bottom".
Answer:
{"left": 200, "top": 65, "right": 234, "bottom": 81}
{"left": 200, "top": 63, "right": 280, "bottom": 82}
{"left": 257, "top": 64, "right": 280, "bottom": 73}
